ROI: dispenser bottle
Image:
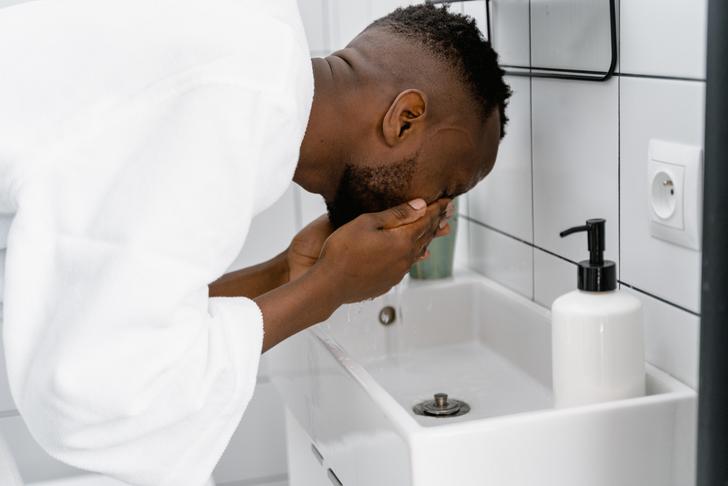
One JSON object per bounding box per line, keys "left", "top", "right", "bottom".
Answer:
{"left": 552, "top": 219, "right": 645, "bottom": 408}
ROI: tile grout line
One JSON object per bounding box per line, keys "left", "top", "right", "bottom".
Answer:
{"left": 461, "top": 215, "right": 533, "bottom": 246}
{"left": 617, "top": 27, "right": 622, "bottom": 284}
{"left": 463, "top": 215, "right": 701, "bottom": 317}
{"left": 528, "top": 0, "right": 536, "bottom": 301}
{"left": 618, "top": 281, "right": 701, "bottom": 317}
{"left": 618, "top": 72, "right": 705, "bottom": 83}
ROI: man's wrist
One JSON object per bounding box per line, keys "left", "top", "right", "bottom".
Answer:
{"left": 257, "top": 258, "right": 344, "bottom": 351}
{"left": 272, "top": 250, "right": 291, "bottom": 288}
{"left": 297, "top": 261, "right": 343, "bottom": 322}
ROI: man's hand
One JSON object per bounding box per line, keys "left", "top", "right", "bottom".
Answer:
{"left": 287, "top": 215, "right": 334, "bottom": 282}
{"left": 287, "top": 200, "right": 451, "bottom": 284}
{"left": 314, "top": 198, "right": 452, "bottom": 304}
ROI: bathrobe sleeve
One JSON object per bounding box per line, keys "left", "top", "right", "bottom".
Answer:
{"left": 3, "top": 80, "right": 289, "bottom": 486}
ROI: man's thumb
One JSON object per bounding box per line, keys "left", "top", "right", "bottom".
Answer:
{"left": 373, "top": 199, "right": 427, "bottom": 229}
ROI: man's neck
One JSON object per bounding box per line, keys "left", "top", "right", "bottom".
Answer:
{"left": 293, "top": 57, "right": 347, "bottom": 202}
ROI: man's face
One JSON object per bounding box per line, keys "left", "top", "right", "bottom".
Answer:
{"left": 326, "top": 110, "right": 501, "bottom": 228}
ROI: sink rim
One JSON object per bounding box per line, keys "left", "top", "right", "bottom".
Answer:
{"left": 310, "top": 271, "right": 696, "bottom": 439}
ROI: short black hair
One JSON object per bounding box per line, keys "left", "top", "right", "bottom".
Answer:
{"left": 368, "top": 3, "right": 511, "bottom": 137}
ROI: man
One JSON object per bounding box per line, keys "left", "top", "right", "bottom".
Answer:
{"left": 0, "top": 1, "right": 509, "bottom": 485}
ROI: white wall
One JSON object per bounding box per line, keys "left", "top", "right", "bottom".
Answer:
{"left": 466, "top": 0, "right": 706, "bottom": 391}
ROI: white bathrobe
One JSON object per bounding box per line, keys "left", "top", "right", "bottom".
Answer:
{"left": 0, "top": 1, "right": 314, "bottom": 485}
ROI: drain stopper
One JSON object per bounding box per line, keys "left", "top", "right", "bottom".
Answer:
{"left": 413, "top": 393, "right": 471, "bottom": 417}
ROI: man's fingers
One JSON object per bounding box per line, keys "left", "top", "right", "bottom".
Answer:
{"left": 434, "top": 223, "right": 451, "bottom": 238}
{"left": 374, "top": 198, "right": 452, "bottom": 262}
{"left": 410, "top": 199, "right": 451, "bottom": 241}
{"left": 372, "top": 199, "right": 428, "bottom": 229}
{"left": 412, "top": 201, "right": 454, "bottom": 257}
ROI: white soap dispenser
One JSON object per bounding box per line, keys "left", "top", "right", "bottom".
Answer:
{"left": 552, "top": 218, "right": 645, "bottom": 408}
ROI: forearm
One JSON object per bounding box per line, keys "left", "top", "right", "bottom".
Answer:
{"left": 209, "top": 251, "right": 289, "bottom": 299}
{"left": 256, "top": 264, "right": 341, "bottom": 352}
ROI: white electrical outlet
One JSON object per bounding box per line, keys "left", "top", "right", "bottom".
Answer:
{"left": 647, "top": 139, "right": 703, "bottom": 250}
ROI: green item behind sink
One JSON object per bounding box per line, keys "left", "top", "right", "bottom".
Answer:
{"left": 409, "top": 198, "right": 458, "bottom": 279}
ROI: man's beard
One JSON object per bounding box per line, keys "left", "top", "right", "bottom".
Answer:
{"left": 326, "top": 158, "right": 417, "bottom": 229}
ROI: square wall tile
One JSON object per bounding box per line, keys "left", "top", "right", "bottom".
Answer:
{"left": 462, "top": 1, "right": 488, "bottom": 39}
{"left": 297, "top": 0, "right": 328, "bottom": 53}
{"left": 620, "top": 77, "right": 705, "bottom": 313}
{"left": 624, "top": 288, "right": 700, "bottom": 390}
{"left": 531, "top": 0, "right": 617, "bottom": 73}
{"left": 533, "top": 248, "right": 576, "bottom": 309}
{"left": 620, "top": 0, "right": 707, "bottom": 79}
{"left": 457, "top": 191, "right": 469, "bottom": 218}
{"left": 491, "top": 0, "right": 530, "bottom": 67}
{"left": 468, "top": 221, "right": 533, "bottom": 299}
{"left": 469, "top": 76, "right": 532, "bottom": 242}
{"left": 532, "top": 78, "right": 619, "bottom": 265}
{"left": 453, "top": 203, "right": 469, "bottom": 270}
{"left": 227, "top": 185, "right": 298, "bottom": 272}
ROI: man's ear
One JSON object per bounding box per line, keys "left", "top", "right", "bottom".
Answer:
{"left": 382, "top": 89, "right": 427, "bottom": 147}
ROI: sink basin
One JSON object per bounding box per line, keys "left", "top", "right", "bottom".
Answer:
{"left": 269, "top": 272, "right": 696, "bottom": 486}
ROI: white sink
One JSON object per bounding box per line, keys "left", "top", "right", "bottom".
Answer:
{"left": 269, "top": 272, "right": 696, "bottom": 486}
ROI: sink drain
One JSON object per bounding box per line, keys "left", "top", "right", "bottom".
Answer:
{"left": 413, "top": 393, "right": 470, "bottom": 417}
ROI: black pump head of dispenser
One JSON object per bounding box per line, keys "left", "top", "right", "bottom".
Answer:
{"left": 560, "top": 218, "right": 617, "bottom": 292}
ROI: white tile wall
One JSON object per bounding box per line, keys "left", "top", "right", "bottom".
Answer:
{"left": 448, "top": 1, "right": 488, "bottom": 41}
{"left": 531, "top": 0, "right": 616, "bottom": 72}
{"left": 463, "top": 0, "right": 707, "bottom": 393}
{"left": 624, "top": 287, "right": 700, "bottom": 389}
{"left": 491, "top": 0, "right": 530, "bottom": 67}
{"left": 462, "top": 1, "right": 488, "bottom": 38}
{"left": 532, "top": 78, "right": 619, "bottom": 265}
{"left": 453, "top": 214, "right": 470, "bottom": 271}
{"left": 469, "top": 75, "right": 532, "bottom": 242}
{"left": 533, "top": 248, "right": 575, "bottom": 308}
{"left": 620, "top": 0, "right": 707, "bottom": 79}
{"left": 451, "top": 195, "right": 469, "bottom": 271}
{"left": 468, "top": 222, "right": 533, "bottom": 298}
{"left": 620, "top": 77, "right": 705, "bottom": 313}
